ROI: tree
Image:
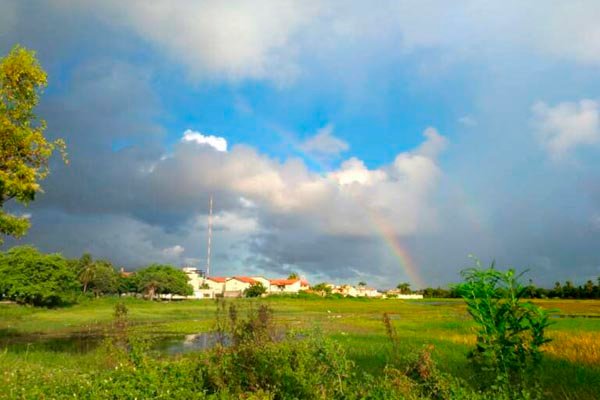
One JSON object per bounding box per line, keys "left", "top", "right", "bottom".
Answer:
{"left": 0, "top": 245, "right": 79, "bottom": 306}
{"left": 311, "top": 282, "right": 332, "bottom": 295}
{"left": 117, "top": 273, "right": 137, "bottom": 295}
{"left": 76, "top": 253, "right": 95, "bottom": 293}
{"left": 0, "top": 45, "right": 66, "bottom": 243}
{"left": 287, "top": 272, "right": 299, "bottom": 280}
{"left": 72, "top": 254, "right": 120, "bottom": 297}
{"left": 89, "top": 260, "right": 118, "bottom": 297}
{"left": 358, "top": 281, "right": 367, "bottom": 287}
{"left": 244, "top": 282, "right": 267, "bottom": 298}
{"left": 396, "top": 282, "right": 411, "bottom": 294}
{"left": 136, "top": 264, "right": 192, "bottom": 299}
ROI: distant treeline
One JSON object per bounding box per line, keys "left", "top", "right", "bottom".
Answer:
{"left": 0, "top": 246, "right": 192, "bottom": 307}
{"left": 2, "top": 245, "right": 600, "bottom": 307}
{"left": 420, "top": 278, "right": 600, "bottom": 300}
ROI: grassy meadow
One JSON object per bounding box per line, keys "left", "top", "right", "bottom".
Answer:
{"left": 1, "top": 297, "right": 599, "bottom": 399}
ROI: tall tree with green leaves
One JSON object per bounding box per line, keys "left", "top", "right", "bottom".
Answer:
{"left": 0, "top": 245, "right": 79, "bottom": 306}
{"left": 136, "top": 264, "right": 192, "bottom": 299}
{"left": 77, "top": 253, "right": 95, "bottom": 293}
{"left": 0, "top": 45, "right": 66, "bottom": 243}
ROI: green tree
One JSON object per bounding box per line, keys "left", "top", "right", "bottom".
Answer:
{"left": 357, "top": 281, "right": 367, "bottom": 287}
{"left": 89, "top": 260, "right": 118, "bottom": 297}
{"left": 396, "top": 282, "right": 411, "bottom": 294}
{"left": 244, "top": 282, "right": 267, "bottom": 298}
{"left": 0, "top": 45, "right": 66, "bottom": 243}
{"left": 76, "top": 253, "right": 95, "bottom": 293}
{"left": 287, "top": 272, "right": 299, "bottom": 280}
{"left": 117, "top": 273, "right": 137, "bottom": 295}
{"left": 311, "top": 282, "right": 332, "bottom": 295}
{"left": 136, "top": 264, "right": 192, "bottom": 299}
{"left": 0, "top": 245, "right": 79, "bottom": 306}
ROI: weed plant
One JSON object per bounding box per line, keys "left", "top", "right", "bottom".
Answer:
{"left": 455, "top": 259, "right": 553, "bottom": 398}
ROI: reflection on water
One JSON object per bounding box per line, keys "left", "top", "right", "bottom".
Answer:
{"left": 0, "top": 332, "right": 225, "bottom": 355}
{"left": 155, "top": 332, "right": 229, "bottom": 355}
{"left": 0, "top": 334, "right": 104, "bottom": 354}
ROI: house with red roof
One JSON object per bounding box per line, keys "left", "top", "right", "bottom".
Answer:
{"left": 224, "top": 276, "right": 257, "bottom": 297}
{"left": 269, "top": 278, "right": 309, "bottom": 294}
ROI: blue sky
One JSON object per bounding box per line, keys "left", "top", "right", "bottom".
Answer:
{"left": 2, "top": 1, "right": 600, "bottom": 288}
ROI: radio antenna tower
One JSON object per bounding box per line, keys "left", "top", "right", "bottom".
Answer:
{"left": 205, "top": 195, "right": 213, "bottom": 277}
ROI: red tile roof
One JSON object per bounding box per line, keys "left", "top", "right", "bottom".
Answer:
{"left": 269, "top": 278, "right": 300, "bottom": 286}
{"left": 207, "top": 277, "right": 227, "bottom": 283}
{"left": 231, "top": 276, "right": 257, "bottom": 284}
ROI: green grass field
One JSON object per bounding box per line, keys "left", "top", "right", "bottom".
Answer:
{"left": 1, "top": 297, "right": 599, "bottom": 399}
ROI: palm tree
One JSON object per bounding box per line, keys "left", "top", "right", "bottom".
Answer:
{"left": 77, "top": 253, "right": 95, "bottom": 293}
{"left": 287, "top": 272, "right": 299, "bottom": 280}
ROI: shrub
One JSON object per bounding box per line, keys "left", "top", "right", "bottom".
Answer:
{"left": 455, "top": 259, "right": 552, "bottom": 396}
{"left": 244, "top": 282, "right": 267, "bottom": 298}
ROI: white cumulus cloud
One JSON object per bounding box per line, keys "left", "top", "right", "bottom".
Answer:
{"left": 300, "top": 124, "right": 349, "bottom": 158}
{"left": 182, "top": 129, "right": 228, "bottom": 152}
{"left": 532, "top": 99, "right": 600, "bottom": 159}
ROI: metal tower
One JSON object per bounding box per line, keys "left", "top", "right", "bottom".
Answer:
{"left": 205, "top": 195, "right": 213, "bottom": 277}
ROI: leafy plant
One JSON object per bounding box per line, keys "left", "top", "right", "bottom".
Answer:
{"left": 243, "top": 282, "right": 267, "bottom": 298}
{"left": 455, "top": 258, "right": 552, "bottom": 396}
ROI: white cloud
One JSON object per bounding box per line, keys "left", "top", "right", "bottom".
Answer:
{"left": 532, "top": 99, "right": 600, "bottom": 159}
{"left": 90, "top": 0, "right": 320, "bottom": 83}
{"left": 162, "top": 244, "right": 185, "bottom": 257}
{"left": 329, "top": 158, "right": 386, "bottom": 186}
{"left": 146, "top": 126, "right": 447, "bottom": 236}
{"left": 300, "top": 124, "right": 349, "bottom": 158}
{"left": 414, "top": 127, "right": 448, "bottom": 158}
{"left": 214, "top": 211, "right": 259, "bottom": 233}
{"left": 182, "top": 129, "right": 228, "bottom": 152}
{"left": 458, "top": 115, "right": 477, "bottom": 127}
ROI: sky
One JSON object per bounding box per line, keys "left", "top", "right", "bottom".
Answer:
{"left": 2, "top": 1, "right": 600, "bottom": 288}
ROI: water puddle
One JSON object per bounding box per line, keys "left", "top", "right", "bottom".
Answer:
{"left": 154, "top": 332, "right": 229, "bottom": 355}
{"left": 0, "top": 331, "right": 222, "bottom": 355}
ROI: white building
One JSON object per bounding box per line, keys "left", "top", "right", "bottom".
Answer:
{"left": 224, "top": 277, "right": 257, "bottom": 297}
{"left": 269, "top": 278, "right": 309, "bottom": 294}
{"left": 181, "top": 267, "right": 311, "bottom": 299}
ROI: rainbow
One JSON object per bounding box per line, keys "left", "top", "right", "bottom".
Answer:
{"left": 283, "top": 136, "right": 426, "bottom": 288}
{"left": 365, "top": 207, "right": 425, "bottom": 289}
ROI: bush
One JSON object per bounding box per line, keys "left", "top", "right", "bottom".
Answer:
{"left": 455, "top": 259, "right": 552, "bottom": 397}
{"left": 244, "top": 282, "right": 267, "bottom": 298}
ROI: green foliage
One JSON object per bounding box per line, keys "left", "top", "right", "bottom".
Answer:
{"left": 243, "top": 282, "right": 266, "bottom": 298}
{"left": 136, "top": 264, "right": 193, "bottom": 299}
{"left": 74, "top": 253, "right": 119, "bottom": 296}
{"left": 0, "top": 245, "right": 79, "bottom": 306}
{"left": 0, "top": 45, "right": 67, "bottom": 243}
{"left": 310, "top": 282, "right": 332, "bottom": 296}
{"left": 287, "top": 271, "right": 299, "bottom": 279}
{"left": 89, "top": 260, "right": 118, "bottom": 297}
{"left": 396, "top": 282, "right": 411, "bottom": 294}
{"left": 117, "top": 273, "right": 137, "bottom": 295}
{"left": 455, "top": 259, "right": 552, "bottom": 396}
